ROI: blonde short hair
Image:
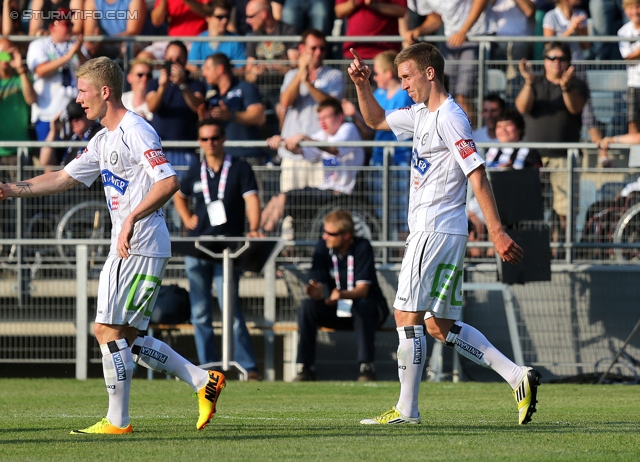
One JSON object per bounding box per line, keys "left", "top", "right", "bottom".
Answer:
{"left": 324, "top": 210, "right": 355, "bottom": 236}
{"left": 623, "top": 0, "right": 640, "bottom": 9}
{"left": 77, "top": 56, "right": 124, "bottom": 100}
{"left": 374, "top": 50, "right": 399, "bottom": 80}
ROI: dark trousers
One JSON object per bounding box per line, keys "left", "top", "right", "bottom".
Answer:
{"left": 296, "top": 297, "right": 381, "bottom": 367}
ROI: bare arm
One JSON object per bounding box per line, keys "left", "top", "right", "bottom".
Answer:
{"left": 365, "top": 0, "right": 406, "bottom": 18}
{"left": 335, "top": 0, "right": 358, "bottom": 19}
{"left": 34, "top": 37, "right": 85, "bottom": 78}
{"left": 244, "top": 192, "right": 262, "bottom": 237}
{"left": 173, "top": 190, "right": 198, "bottom": 230}
{"left": 467, "top": 167, "right": 523, "bottom": 264}
{"left": 559, "top": 66, "right": 585, "bottom": 115}
{"left": 0, "top": 170, "right": 79, "bottom": 200}
{"left": 27, "top": 0, "right": 45, "bottom": 35}
{"left": 117, "top": 175, "right": 180, "bottom": 258}
{"left": 182, "top": 0, "right": 213, "bottom": 18}
{"left": 151, "top": 0, "right": 168, "bottom": 27}
{"left": 515, "top": 59, "right": 535, "bottom": 114}
{"left": 120, "top": 0, "right": 147, "bottom": 36}
{"left": 235, "top": 102, "right": 265, "bottom": 126}
{"left": 347, "top": 48, "right": 389, "bottom": 131}
{"left": 448, "top": 0, "right": 490, "bottom": 47}
{"left": 328, "top": 281, "right": 370, "bottom": 302}
{"left": 513, "top": 0, "right": 536, "bottom": 17}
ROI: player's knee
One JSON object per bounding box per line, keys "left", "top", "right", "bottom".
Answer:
{"left": 442, "top": 321, "right": 463, "bottom": 348}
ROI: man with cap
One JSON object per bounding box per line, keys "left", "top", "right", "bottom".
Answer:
{"left": 40, "top": 100, "right": 101, "bottom": 167}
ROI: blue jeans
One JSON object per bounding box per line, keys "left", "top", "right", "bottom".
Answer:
{"left": 185, "top": 256, "right": 257, "bottom": 373}
{"left": 281, "top": 0, "right": 334, "bottom": 36}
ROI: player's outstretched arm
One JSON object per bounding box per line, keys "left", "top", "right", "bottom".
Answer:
{"left": 0, "top": 170, "right": 79, "bottom": 201}
{"left": 348, "top": 48, "right": 390, "bottom": 131}
{"left": 468, "top": 167, "right": 523, "bottom": 265}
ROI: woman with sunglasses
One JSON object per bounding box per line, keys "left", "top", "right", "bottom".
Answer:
{"left": 516, "top": 41, "right": 589, "bottom": 257}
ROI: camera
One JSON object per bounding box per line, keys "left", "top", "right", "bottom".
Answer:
{"left": 163, "top": 60, "right": 173, "bottom": 74}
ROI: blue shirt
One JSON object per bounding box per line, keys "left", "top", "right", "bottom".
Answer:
{"left": 371, "top": 87, "right": 414, "bottom": 165}
{"left": 188, "top": 31, "right": 246, "bottom": 68}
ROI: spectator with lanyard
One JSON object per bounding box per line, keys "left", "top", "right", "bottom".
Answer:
{"left": 173, "top": 118, "right": 263, "bottom": 381}
{"left": 294, "top": 210, "right": 389, "bottom": 382}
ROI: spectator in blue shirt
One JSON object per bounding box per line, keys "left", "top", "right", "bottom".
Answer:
{"left": 187, "top": 0, "right": 246, "bottom": 73}
{"left": 199, "top": 52, "right": 268, "bottom": 163}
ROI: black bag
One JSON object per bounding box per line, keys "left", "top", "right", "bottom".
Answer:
{"left": 150, "top": 284, "right": 191, "bottom": 324}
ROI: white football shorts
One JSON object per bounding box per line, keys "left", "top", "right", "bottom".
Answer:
{"left": 95, "top": 254, "right": 169, "bottom": 330}
{"left": 394, "top": 231, "right": 467, "bottom": 321}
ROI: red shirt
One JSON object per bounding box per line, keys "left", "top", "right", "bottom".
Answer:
{"left": 155, "top": 0, "right": 208, "bottom": 36}
{"left": 336, "top": 0, "right": 406, "bottom": 59}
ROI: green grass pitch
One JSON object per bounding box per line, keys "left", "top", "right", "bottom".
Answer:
{"left": 1, "top": 378, "right": 640, "bottom": 461}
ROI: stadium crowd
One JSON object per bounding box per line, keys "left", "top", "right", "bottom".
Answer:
{"left": 1, "top": 0, "right": 638, "bottom": 372}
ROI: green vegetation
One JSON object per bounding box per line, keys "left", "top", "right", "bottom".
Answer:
{"left": 1, "top": 379, "right": 639, "bottom": 461}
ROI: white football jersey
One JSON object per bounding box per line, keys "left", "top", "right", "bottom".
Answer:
{"left": 64, "top": 111, "right": 177, "bottom": 257}
{"left": 386, "top": 96, "right": 485, "bottom": 235}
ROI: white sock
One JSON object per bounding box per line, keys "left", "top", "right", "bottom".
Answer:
{"left": 131, "top": 335, "right": 209, "bottom": 391}
{"left": 449, "top": 322, "right": 523, "bottom": 388}
{"left": 395, "top": 325, "right": 426, "bottom": 419}
{"left": 100, "top": 338, "right": 133, "bottom": 428}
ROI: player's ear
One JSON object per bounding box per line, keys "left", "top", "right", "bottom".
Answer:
{"left": 101, "top": 85, "right": 110, "bottom": 100}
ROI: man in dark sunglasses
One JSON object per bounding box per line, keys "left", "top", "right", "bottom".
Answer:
{"left": 173, "top": 118, "right": 263, "bottom": 381}
{"left": 293, "top": 209, "right": 389, "bottom": 382}
{"left": 516, "top": 41, "right": 589, "bottom": 254}
{"left": 187, "top": 0, "right": 246, "bottom": 75}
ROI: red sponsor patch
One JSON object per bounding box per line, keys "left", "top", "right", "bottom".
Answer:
{"left": 455, "top": 139, "right": 477, "bottom": 159}
{"left": 143, "top": 148, "right": 168, "bottom": 167}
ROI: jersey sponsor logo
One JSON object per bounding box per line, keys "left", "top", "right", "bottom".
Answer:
{"left": 412, "top": 149, "right": 430, "bottom": 175}
{"left": 113, "top": 351, "right": 127, "bottom": 381}
{"left": 143, "top": 148, "right": 169, "bottom": 167}
{"left": 101, "top": 170, "right": 129, "bottom": 195}
{"left": 140, "top": 346, "right": 168, "bottom": 364}
{"left": 108, "top": 195, "right": 119, "bottom": 211}
{"left": 455, "top": 139, "right": 477, "bottom": 159}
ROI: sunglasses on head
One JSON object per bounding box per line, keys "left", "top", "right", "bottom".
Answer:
{"left": 544, "top": 55, "right": 569, "bottom": 62}
{"left": 199, "top": 135, "right": 222, "bottom": 142}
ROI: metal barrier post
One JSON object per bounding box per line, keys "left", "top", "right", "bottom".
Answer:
{"left": 76, "top": 245, "right": 88, "bottom": 380}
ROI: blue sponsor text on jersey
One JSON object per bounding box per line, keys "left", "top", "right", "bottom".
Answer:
{"left": 412, "top": 149, "right": 430, "bottom": 175}
{"left": 101, "top": 170, "right": 130, "bottom": 195}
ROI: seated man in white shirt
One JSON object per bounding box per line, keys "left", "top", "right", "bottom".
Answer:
{"left": 261, "top": 97, "right": 364, "bottom": 237}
